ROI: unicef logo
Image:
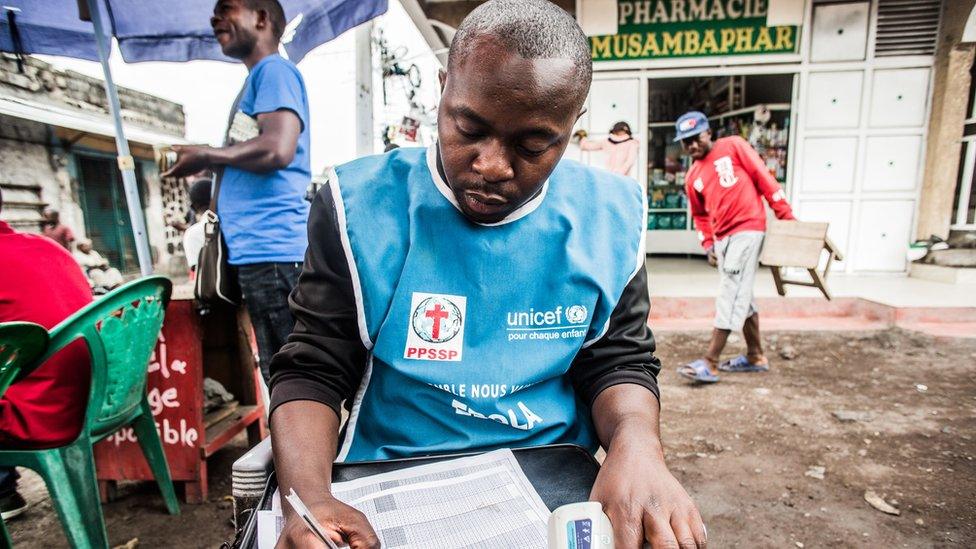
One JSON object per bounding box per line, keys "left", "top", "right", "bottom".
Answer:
{"left": 412, "top": 297, "right": 463, "bottom": 343}
{"left": 565, "top": 305, "right": 587, "bottom": 324}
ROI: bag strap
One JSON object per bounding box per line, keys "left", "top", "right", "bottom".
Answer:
{"left": 209, "top": 85, "right": 247, "bottom": 212}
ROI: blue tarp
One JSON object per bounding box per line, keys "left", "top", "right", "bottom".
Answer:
{"left": 0, "top": 0, "right": 387, "bottom": 64}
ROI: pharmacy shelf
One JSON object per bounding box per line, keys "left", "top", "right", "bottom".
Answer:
{"left": 709, "top": 103, "right": 791, "bottom": 120}
{"left": 648, "top": 103, "right": 790, "bottom": 128}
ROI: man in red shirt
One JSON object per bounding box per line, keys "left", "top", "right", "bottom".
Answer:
{"left": 0, "top": 189, "right": 93, "bottom": 518}
{"left": 674, "top": 111, "right": 795, "bottom": 384}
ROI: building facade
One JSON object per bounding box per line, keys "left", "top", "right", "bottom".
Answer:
{"left": 0, "top": 54, "right": 189, "bottom": 275}
{"left": 408, "top": 0, "right": 974, "bottom": 275}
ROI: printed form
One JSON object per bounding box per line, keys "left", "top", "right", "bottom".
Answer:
{"left": 258, "top": 449, "right": 551, "bottom": 548}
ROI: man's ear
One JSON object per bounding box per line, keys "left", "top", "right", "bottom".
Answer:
{"left": 255, "top": 9, "right": 269, "bottom": 32}
{"left": 438, "top": 69, "right": 447, "bottom": 92}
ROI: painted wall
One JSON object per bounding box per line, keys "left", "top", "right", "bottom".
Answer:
{"left": 0, "top": 55, "right": 186, "bottom": 274}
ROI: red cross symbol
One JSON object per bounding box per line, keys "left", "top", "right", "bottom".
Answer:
{"left": 425, "top": 303, "right": 450, "bottom": 340}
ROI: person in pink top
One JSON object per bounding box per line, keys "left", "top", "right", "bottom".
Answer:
{"left": 40, "top": 208, "right": 75, "bottom": 251}
{"left": 576, "top": 121, "right": 640, "bottom": 177}
{"left": 673, "top": 111, "right": 795, "bottom": 384}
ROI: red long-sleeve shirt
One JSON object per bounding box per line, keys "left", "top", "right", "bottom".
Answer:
{"left": 0, "top": 221, "right": 92, "bottom": 448}
{"left": 684, "top": 136, "right": 794, "bottom": 250}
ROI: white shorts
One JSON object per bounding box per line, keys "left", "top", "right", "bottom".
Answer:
{"left": 714, "top": 230, "right": 764, "bottom": 331}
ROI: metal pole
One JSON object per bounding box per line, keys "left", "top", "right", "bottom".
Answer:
{"left": 355, "top": 21, "right": 375, "bottom": 157}
{"left": 85, "top": 0, "right": 153, "bottom": 275}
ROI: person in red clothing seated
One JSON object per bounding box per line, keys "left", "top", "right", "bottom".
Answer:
{"left": 673, "top": 111, "right": 796, "bottom": 384}
{"left": 0, "top": 188, "right": 93, "bottom": 519}
{"left": 40, "top": 208, "right": 75, "bottom": 251}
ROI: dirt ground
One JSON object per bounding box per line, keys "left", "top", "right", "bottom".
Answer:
{"left": 657, "top": 329, "right": 976, "bottom": 548}
{"left": 7, "top": 436, "right": 246, "bottom": 548}
{"left": 7, "top": 328, "right": 976, "bottom": 548}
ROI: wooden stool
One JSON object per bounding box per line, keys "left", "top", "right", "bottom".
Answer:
{"left": 760, "top": 220, "right": 844, "bottom": 300}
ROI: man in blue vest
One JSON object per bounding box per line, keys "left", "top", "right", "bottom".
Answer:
{"left": 268, "top": 1, "right": 704, "bottom": 548}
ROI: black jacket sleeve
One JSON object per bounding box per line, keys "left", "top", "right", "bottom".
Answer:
{"left": 268, "top": 184, "right": 368, "bottom": 418}
{"left": 567, "top": 265, "right": 662, "bottom": 407}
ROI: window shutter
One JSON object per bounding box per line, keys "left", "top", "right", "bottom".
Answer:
{"left": 874, "top": 0, "right": 941, "bottom": 57}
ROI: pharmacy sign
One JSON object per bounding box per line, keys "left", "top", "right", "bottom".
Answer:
{"left": 589, "top": 0, "right": 799, "bottom": 61}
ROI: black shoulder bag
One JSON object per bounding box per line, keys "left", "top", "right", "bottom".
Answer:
{"left": 194, "top": 89, "right": 245, "bottom": 306}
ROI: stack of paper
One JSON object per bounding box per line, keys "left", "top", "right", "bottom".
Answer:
{"left": 258, "top": 449, "right": 551, "bottom": 548}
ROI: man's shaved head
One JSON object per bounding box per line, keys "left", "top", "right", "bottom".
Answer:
{"left": 243, "top": 0, "right": 285, "bottom": 41}
{"left": 436, "top": 0, "right": 593, "bottom": 224}
{"left": 448, "top": 0, "right": 592, "bottom": 106}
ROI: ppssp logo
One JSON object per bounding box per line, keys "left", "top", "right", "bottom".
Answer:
{"left": 411, "top": 296, "right": 463, "bottom": 343}
{"left": 404, "top": 293, "right": 466, "bottom": 361}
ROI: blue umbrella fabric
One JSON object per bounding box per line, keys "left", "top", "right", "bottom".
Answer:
{"left": 0, "top": 0, "right": 109, "bottom": 62}
{"left": 0, "top": 0, "right": 387, "bottom": 64}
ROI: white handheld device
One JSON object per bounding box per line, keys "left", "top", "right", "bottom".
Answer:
{"left": 547, "top": 502, "right": 614, "bottom": 549}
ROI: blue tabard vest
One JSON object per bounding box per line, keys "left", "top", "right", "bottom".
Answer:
{"left": 332, "top": 145, "right": 646, "bottom": 462}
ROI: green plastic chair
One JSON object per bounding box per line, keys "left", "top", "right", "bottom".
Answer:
{"left": 0, "top": 323, "right": 49, "bottom": 398}
{"left": 0, "top": 322, "right": 50, "bottom": 548}
{"left": 0, "top": 276, "right": 179, "bottom": 549}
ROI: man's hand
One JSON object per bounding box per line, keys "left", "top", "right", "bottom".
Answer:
{"left": 590, "top": 385, "right": 706, "bottom": 548}
{"left": 275, "top": 497, "right": 380, "bottom": 549}
{"left": 161, "top": 145, "right": 213, "bottom": 179}
{"left": 706, "top": 247, "right": 717, "bottom": 268}
{"left": 591, "top": 446, "right": 705, "bottom": 548}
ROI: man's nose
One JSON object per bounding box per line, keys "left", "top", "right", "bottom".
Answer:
{"left": 472, "top": 140, "right": 515, "bottom": 183}
{"left": 210, "top": 15, "right": 220, "bottom": 29}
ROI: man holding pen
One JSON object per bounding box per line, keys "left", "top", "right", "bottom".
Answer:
{"left": 270, "top": 2, "right": 705, "bottom": 548}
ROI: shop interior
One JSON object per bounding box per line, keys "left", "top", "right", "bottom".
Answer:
{"left": 646, "top": 74, "right": 794, "bottom": 235}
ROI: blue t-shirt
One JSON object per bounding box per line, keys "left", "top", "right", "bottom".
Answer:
{"left": 219, "top": 54, "right": 311, "bottom": 265}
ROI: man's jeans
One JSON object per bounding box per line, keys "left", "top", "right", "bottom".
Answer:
{"left": 236, "top": 262, "right": 302, "bottom": 384}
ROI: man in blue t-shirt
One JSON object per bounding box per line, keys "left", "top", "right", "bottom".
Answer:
{"left": 164, "top": 0, "right": 310, "bottom": 383}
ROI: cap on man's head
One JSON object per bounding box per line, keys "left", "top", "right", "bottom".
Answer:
{"left": 673, "top": 111, "right": 709, "bottom": 142}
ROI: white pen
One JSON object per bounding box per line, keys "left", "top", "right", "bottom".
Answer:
{"left": 284, "top": 488, "right": 341, "bottom": 549}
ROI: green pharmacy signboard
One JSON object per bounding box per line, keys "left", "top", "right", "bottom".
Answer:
{"left": 590, "top": 0, "right": 799, "bottom": 61}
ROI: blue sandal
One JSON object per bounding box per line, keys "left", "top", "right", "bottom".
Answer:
{"left": 677, "top": 359, "right": 720, "bottom": 383}
{"left": 718, "top": 355, "right": 769, "bottom": 373}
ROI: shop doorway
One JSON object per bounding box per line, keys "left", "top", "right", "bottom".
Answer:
{"left": 645, "top": 73, "right": 795, "bottom": 254}
{"left": 76, "top": 154, "right": 148, "bottom": 274}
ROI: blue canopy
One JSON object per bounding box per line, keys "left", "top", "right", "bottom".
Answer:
{"left": 0, "top": 0, "right": 387, "bottom": 64}
{"left": 1, "top": 0, "right": 387, "bottom": 276}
